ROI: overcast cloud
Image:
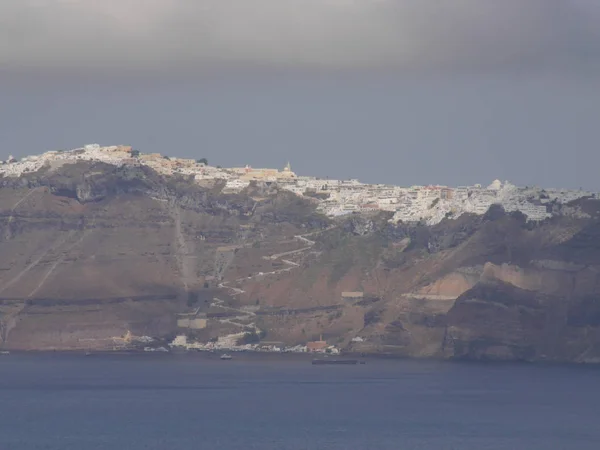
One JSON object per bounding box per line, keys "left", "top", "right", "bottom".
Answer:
{"left": 1, "top": 0, "right": 599, "bottom": 74}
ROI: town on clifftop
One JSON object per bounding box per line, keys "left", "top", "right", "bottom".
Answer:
{"left": 2, "top": 144, "right": 597, "bottom": 225}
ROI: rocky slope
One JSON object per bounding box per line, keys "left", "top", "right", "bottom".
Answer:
{"left": 1, "top": 161, "right": 600, "bottom": 363}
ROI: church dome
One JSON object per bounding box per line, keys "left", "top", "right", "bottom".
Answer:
{"left": 488, "top": 179, "right": 502, "bottom": 190}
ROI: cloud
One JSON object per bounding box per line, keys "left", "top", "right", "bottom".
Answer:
{"left": 1, "top": 0, "right": 599, "bottom": 75}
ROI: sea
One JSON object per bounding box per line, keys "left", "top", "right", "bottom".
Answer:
{"left": 1, "top": 353, "right": 599, "bottom": 450}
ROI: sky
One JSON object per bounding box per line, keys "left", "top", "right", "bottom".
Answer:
{"left": 1, "top": 0, "right": 600, "bottom": 189}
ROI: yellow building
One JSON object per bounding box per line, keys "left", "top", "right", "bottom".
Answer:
{"left": 237, "top": 163, "right": 296, "bottom": 181}
{"left": 277, "top": 162, "right": 296, "bottom": 179}
{"left": 177, "top": 318, "right": 208, "bottom": 329}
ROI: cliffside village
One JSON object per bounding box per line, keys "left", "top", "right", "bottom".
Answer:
{"left": 2, "top": 144, "right": 597, "bottom": 225}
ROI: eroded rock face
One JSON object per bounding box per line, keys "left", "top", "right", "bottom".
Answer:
{"left": 443, "top": 279, "right": 600, "bottom": 363}
{"left": 0, "top": 162, "right": 328, "bottom": 350}
{"left": 1, "top": 161, "right": 600, "bottom": 363}
{"left": 344, "top": 215, "right": 376, "bottom": 236}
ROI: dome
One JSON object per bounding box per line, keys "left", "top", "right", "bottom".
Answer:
{"left": 488, "top": 179, "right": 502, "bottom": 190}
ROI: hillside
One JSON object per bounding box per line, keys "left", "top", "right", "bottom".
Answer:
{"left": 1, "top": 154, "right": 600, "bottom": 362}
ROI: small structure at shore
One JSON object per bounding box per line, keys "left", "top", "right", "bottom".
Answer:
{"left": 307, "top": 335, "right": 328, "bottom": 353}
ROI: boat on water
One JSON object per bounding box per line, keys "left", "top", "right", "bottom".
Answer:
{"left": 220, "top": 354, "right": 233, "bottom": 360}
{"left": 0, "top": 351, "right": 10, "bottom": 355}
{"left": 312, "top": 358, "right": 358, "bottom": 365}
{"left": 144, "top": 346, "right": 169, "bottom": 353}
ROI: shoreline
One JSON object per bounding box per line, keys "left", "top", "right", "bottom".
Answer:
{"left": 0, "top": 348, "right": 402, "bottom": 364}
{"left": 2, "top": 349, "right": 600, "bottom": 367}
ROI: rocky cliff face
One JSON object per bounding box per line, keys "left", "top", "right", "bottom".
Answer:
{"left": 1, "top": 162, "right": 599, "bottom": 363}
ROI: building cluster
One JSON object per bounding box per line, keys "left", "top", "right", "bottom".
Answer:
{"left": 281, "top": 176, "right": 597, "bottom": 225}
{"left": 168, "top": 333, "right": 340, "bottom": 354}
{"left": 296, "top": 178, "right": 597, "bottom": 224}
{"left": 1, "top": 144, "right": 596, "bottom": 225}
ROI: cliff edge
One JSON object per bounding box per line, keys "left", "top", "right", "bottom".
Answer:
{"left": 1, "top": 158, "right": 599, "bottom": 363}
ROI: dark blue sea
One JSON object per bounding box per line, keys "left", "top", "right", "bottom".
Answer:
{"left": 1, "top": 353, "right": 599, "bottom": 450}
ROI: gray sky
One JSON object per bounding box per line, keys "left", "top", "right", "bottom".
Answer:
{"left": 1, "top": 0, "right": 600, "bottom": 189}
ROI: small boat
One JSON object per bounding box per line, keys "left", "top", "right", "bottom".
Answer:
{"left": 220, "top": 353, "right": 233, "bottom": 360}
{"left": 312, "top": 359, "right": 358, "bottom": 365}
{"left": 0, "top": 351, "right": 10, "bottom": 355}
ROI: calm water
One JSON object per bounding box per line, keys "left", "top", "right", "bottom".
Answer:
{"left": 0, "top": 353, "right": 599, "bottom": 450}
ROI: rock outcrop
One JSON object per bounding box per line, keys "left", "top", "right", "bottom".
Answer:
{"left": 1, "top": 160, "right": 600, "bottom": 363}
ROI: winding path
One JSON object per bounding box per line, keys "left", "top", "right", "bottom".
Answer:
{"left": 217, "top": 226, "right": 334, "bottom": 296}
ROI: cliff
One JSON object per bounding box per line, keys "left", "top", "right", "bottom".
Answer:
{"left": 1, "top": 161, "right": 600, "bottom": 363}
